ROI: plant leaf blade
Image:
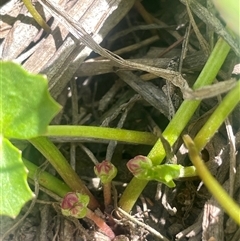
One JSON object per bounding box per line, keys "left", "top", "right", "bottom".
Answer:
{"left": 0, "top": 61, "right": 61, "bottom": 139}
{"left": 0, "top": 137, "right": 34, "bottom": 218}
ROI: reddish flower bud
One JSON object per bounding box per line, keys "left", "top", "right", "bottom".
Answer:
{"left": 94, "top": 160, "right": 117, "bottom": 184}
{"left": 61, "top": 192, "right": 89, "bottom": 219}
{"left": 127, "top": 155, "right": 152, "bottom": 178}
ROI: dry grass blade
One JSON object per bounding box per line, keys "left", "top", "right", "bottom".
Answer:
{"left": 180, "top": 0, "right": 240, "bottom": 57}
{"left": 38, "top": 0, "right": 191, "bottom": 93}
{"left": 38, "top": 0, "right": 236, "bottom": 101}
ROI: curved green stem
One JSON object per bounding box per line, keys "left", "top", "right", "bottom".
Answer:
{"left": 29, "top": 136, "right": 99, "bottom": 210}
{"left": 23, "top": 158, "right": 71, "bottom": 197}
{"left": 22, "top": 0, "right": 51, "bottom": 32}
{"left": 194, "top": 81, "right": 240, "bottom": 150}
{"left": 47, "top": 125, "right": 157, "bottom": 145}
{"left": 119, "top": 37, "right": 231, "bottom": 213}
{"left": 183, "top": 135, "right": 240, "bottom": 224}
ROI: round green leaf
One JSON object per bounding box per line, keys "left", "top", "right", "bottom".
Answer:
{"left": 0, "top": 61, "right": 61, "bottom": 139}
{"left": 0, "top": 137, "right": 34, "bottom": 218}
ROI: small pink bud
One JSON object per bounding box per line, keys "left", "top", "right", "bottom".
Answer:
{"left": 61, "top": 192, "right": 78, "bottom": 210}
{"left": 61, "top": 192, "right": 89, "bottom": 218}
{"left": 94, "top": 160, "right": 117, "bottom": 184}
{"left": 127, "top": 155, "right": 152, "bottom": 177}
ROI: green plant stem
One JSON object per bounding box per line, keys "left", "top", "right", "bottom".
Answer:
{"left": 119, "top": 37, "right": 231, "bottom": 213}
{"left": 183, "top": 135, "right": 240, "bottom": 224}
{"left": 29, "top": 136, "right": 99, "bottom": 210}
{"left": 179, "top": 166, "right": 197, "bottom": 178}
{"left": 47, "top": 126, "right": 157, "bottom": 145}
{"left": 194, "top": 81, "right": 240, "bottom": 150}
{"left": 23, "top": 158, "right": 71, "bottom": 197}
{"left": 22, "top": 0, "right": 51, "bottom": 32}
